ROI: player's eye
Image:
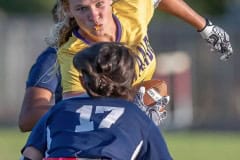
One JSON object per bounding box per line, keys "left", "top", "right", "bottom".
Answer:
{"left": 96, "top": 1, "right": 104, "bottom": 8}
{"left": 76, "top": 6, "right": 88, "bottom": 12}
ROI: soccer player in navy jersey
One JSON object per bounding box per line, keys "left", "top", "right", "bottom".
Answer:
{"left": 18, "top": 46, "right": 62, "bottom": 132}
{"left": 18, "top": 4, "right": 63, "bottom": 132}
{"left": 21, "top": 42, "right": 173, "bottom": 160}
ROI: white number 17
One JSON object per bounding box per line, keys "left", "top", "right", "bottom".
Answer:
{"left": 75, "top": 105, "right": 124, "bottom": 132}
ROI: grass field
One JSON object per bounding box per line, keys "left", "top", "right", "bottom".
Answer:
{"left": 164, "top": 130, "right": 240, "bottom": 160}
{"left": 1, "top": 127, "right": 240, "bottom": 160}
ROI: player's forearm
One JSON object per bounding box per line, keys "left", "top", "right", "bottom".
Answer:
{"left": 18, "top": 104, "right": 51, "bottom": 132}
{"left": 22, "top": 146, "right": 43, "bottom": 160}
{"left": 19, "top": 87, "right": 53, "bottom": 132}
{"left": 157, "top": 0, "right": 206, "bottom": 31}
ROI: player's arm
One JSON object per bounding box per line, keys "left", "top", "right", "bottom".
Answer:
{"left": 18, "top": 47, "right": 60, "bottom": 132}
{"left": 144, "top": 124, "right": 173, "bottom": 160}
{"left": 157, "top": 0, "right": 205, "bottom": 30}
{"left": 21, "top": 146, "right": 43, "bottom": 160}
{"left": 21, "top": 112, "right": 48, "bottom": 160}
{"left": 18, "top": 87, "right": 52, "bottom": 132}
{"left": 157, "top": 0, "right": 233, "bottom": 60}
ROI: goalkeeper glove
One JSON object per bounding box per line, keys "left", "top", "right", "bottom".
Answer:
{"left": 199, "top": 18, "right": 233, "bottom": 61}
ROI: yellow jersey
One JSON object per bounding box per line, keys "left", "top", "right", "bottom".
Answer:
{"left": 58, "top": 0, "right": 156, "bottom": 93}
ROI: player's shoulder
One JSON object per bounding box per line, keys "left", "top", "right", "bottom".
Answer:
{"left": 112, "top": 0, "right": 154, "bottom": 19}
{"left": 38, "top": 47, "right": 57, "bottom": 58}
{"left": 51, "top": 97, "right": 96, "bottom": 111}
{"left": 35, "top": 47, "right": 57, "bottom": 62}
{"left": 113, "top": 0, "right": 154, "bottom": 45}
{"left": 54, "top": 97, "right": 137, "bottom": 111}
{"left": 26, "top": 47, "right": 59, "bottom": 88}
{"left": 113, "top": 0, "right": 154, "bottom": 9}
{"left": 97, "top": 98, "right": 149, "bottom": 119}
{"left": 63, "top": 97, "right": 135, "bottom": 106}
{"left": 42, "top": 47, "right": 57, "bottom": 54}
{"left": 96, "top": 98, "right": 138, "bottom": 109}
{"left": 58, "top": 32, "right": 88, "bottom": 56}
{"left": 30, "top": 47, "right": 58, "bottom": 72}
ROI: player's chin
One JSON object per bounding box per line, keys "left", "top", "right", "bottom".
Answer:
{"left": 93, "top": 31, "right": 104, "bottom": 37}
{"left": 95, "top": 33, "right": 113, "bottom": 42}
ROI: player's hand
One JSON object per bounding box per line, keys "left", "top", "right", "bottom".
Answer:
{"left": 199, "top": 18, "right": 233, "bottom": 61}
{"left": 134, "top": 86, "right": 170, "bottom": 126}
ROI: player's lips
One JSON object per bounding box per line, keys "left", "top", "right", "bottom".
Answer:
{"left": 94, "top": 24, "right": 103, "bottom": 31}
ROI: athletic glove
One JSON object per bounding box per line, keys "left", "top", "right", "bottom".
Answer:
{"left": 199, "top": 18, "right": 233, "bottom": 61}
{"left": 134, "top": 86, "right": 170, "bottom": 126}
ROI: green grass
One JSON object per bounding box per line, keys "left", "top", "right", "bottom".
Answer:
{"left": 1, "top": 127, "right": 240, "bottom": 160}
{"left": 0, "top": 127, "right": 29, "bottom": 160}
{"left": 164, "top": 131, "right": 240, "bottom": 160}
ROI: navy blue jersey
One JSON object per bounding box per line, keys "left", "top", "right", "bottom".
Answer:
{"left": 23, "top": 98, "right": 172, "bottom": 160}
{"left": 26, "top": 47, "right": 62, "bottom": 103}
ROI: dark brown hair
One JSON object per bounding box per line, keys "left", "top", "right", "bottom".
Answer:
{"left": 73, "top": 42, "right": 136, "bottom": 101}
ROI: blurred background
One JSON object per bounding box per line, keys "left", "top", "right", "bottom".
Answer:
{"left": 0, "top": 0, "right": 240, "bottom": 159}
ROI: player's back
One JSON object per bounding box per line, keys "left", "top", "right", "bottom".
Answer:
{"left": 38, "top": 97, "right": 172, "bottom": 159}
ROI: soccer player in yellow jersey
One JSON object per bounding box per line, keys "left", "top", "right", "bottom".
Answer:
{"left": 51, "top": 0, "right": 157, "bottom": 99}
{"left": 46, "top": 0, "right": 232, "bottom": 99}
{"left": 45, "top": 1, "right": 231, "bottom": 96}
{"left": 18, "top": 0, "right": 233, "bottom": 132}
